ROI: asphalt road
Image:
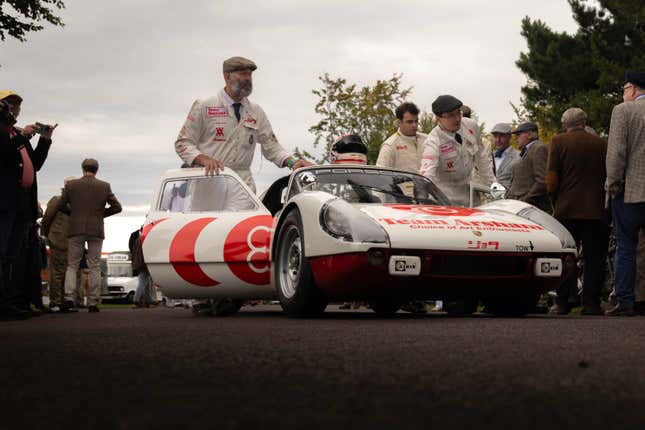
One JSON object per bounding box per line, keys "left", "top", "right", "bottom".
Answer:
{"left": 2, "top": 305, "right": 645, "bottom": 430}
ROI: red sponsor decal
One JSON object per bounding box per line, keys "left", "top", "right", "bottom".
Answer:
{"left": 216, "top": 127, "right": 224, "bottom": 137}
{"left": 223, "top": 215, "right": 273, "bottom": 285}
{"left": 207, "top": 107, "right": 227, "bottom": 118}
{"left": 467, "top": 240, "right": 499, "bottom": 250}
{"left": 439, "top": 143, "right": 456, "bottom": 154}
{"left": 169, "top": 218, "right": 220, "bottom": 287}
{"left": 384, "top": 205, "right": 483, "bottom": 217}
{"left": 244, "top": 117, "right": 257, "bottom": 124}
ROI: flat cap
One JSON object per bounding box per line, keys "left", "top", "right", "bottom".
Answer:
{"left": 432, "top": 95, "right": 463, "bottom": 116}
{"left": 490, "top": 123, "right": 512, "bottom": 134}
{"left": 561, "top": 107, "right": 587, "bottom": 125}
{"left": 81, "top": 158, "right": 99, "bottom": 169}
{"left": 625, "top": 71, "right": 645, "bottom": 88}
{"left": 0, "top": 89, "right": 23, "bottom": 102}
{"left": 511, "top": 122, "right": 538, "bottom": 134}
{"left": 223, "top": 56, "right": 257, "bottom": 73}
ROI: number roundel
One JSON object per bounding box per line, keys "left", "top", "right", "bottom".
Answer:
{"left": 223, "top": 215, "right": 273, "bottom": 285}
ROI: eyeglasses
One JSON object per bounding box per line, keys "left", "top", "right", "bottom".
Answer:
{"left": 623, "top": 84, "right": 634, "bottom": 91}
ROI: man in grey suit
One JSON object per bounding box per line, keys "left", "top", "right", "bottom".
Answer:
{"left": 605, "top": 71, "right": 645, "bottom": 316}
{"left": 57, "top": 158, "right": 122, "bottom": 312}
{"left": 490, "top": 123, "right": 520, "bottom": 189}
{"left": 506, "top": 122, "right": 551, "bottom": 213}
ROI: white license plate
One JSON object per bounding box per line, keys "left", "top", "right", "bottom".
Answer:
{"left": 388, "top": 256, "right": 421, "bottom": 276}
{"left": 534, "top": 258, "right": 562, "bottom": 278}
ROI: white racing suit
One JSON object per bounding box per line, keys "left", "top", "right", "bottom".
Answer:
{"left": 175, "top": 89, "right": 291, "bottom": 193}
{"left": 376, "top": 130, "right": 428, "bottom": 173}
{"left": 419, "top": 117, "right": 495, "bottom": 206}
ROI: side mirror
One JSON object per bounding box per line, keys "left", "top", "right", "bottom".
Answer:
{"left": 490, "top": 182, "right": 507, "bottom": 200}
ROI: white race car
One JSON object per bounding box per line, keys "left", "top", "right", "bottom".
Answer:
{"left": 143, "top": 166, "right": 576, "bottom": 317}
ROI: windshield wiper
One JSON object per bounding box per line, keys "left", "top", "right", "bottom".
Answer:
{"left": 346, "top": 179, "right": 435, "bottom": 204}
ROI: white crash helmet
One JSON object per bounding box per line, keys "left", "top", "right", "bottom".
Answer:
{"left": 330, "top": 134, "right": 368, "bottom": 165}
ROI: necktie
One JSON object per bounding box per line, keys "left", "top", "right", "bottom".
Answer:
{"left": 520, "top": 147, "right": 527, "bottom": 157}
{"left": 19, "top": 146, "right": 34, "bottom": 189}
{"left": 232, "top": 103, "right": 241, "bottom": 122}
{"left": 454, "top": 133, "right": 462, "bottom": 144}
{"left": 494, "top": 149, "right": 505, "bottom": 158}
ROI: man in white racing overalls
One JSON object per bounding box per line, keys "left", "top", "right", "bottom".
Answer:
{"left": 376, "top": 102, "right": 428, "bottom": 173}
{"left": 175, "top": 56, "right": 312, "bottom": 193}
{"left": 420, "top": 95, "right": 495, "bottom": 206}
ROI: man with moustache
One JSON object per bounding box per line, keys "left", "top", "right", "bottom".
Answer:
{"left": 175, "top": 56, "right": 313, "bottom": 193}
{"left": 490, "top": 123, "right": 520, "bottom": 189}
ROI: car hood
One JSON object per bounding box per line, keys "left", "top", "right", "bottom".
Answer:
{"left": 358, "top": 204, "right": 563, "bottom": 253}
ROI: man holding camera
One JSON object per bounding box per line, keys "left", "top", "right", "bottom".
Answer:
{"left": 0, "top": 90, "right": 57, "bottom": 316}
{"left": 174, "top": 56, "right": 312, "bottom": 193}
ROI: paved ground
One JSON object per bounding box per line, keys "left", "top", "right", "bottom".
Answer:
{"left": 1, "top": 305, "right": 645, "bottom": 429}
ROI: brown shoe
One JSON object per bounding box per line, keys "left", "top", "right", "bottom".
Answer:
{"left": 605, "top": 305, "right": 635, "bottom": 317}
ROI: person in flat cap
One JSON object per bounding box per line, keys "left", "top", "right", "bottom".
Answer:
{"left": 604, "top": 71, "right": 645, "bottom": 316}
{"left": 490, "top": 122, "right": 519, "bottom": 189}
{"left": 174, "top": 56, "right": 313, "bottom": 194}
{"left": 545, "top": 107, "right": 609, "bottom": 315}
{"left": 56, "top": 158, "right": 122, "bottom": 313}
{"left": 505, "top": 121, "right": 551, "bottom": 213}
{"left": 419, "top": 95, "right": 494, "bottom": 206}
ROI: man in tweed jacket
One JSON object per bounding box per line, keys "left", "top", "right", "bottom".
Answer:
{"left": 605, "top": 71, "right": 645, "bottom": 316}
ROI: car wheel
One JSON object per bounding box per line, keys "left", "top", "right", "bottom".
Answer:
{"left": 368, "top": 299, "right": 401, "bottom": 316}
{"left": 484, "top": 293, "right": 539, "bottom": 317}
{"left": 126, "top": 291, "right": 135, "bottom": 304}
{"left": 212, "top": 298, "right": 244, "bottom": 317}
{"left": 444, "top": 299, "right": 478, "bottom": 316}
{"left": 275, "top": 209, "right": 327, "bottom": 317}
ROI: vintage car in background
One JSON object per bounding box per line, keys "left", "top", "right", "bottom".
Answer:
{"left": 143, "top": 166, "right": 577, "bottom": 317}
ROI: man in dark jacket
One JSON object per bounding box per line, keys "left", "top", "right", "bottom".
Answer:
{"left": 58, "top": 158, "right": 122, "bottom": 312}
{"left": 547, "top": 107, "right": 609, "bottom": 315}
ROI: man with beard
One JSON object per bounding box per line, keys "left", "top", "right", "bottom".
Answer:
{"left": 175, "top": 56, "right": 313, "bottom": 193}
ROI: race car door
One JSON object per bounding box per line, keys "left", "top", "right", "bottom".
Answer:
{"left": 142, "top": 172, "right": 274, "bottom": 299}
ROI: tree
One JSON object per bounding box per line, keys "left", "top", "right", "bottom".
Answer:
{"left": 0, "top": 0, "right": 65, "bottom": 42}
{"left": 306, "top": 73, "right": 412, "bottom": 164}
{"left": 516, "top": 0, "right": 645, "bottom": 136}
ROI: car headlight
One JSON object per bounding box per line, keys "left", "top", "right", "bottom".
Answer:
{"left": 517, "top": 206, "right": 576, "bottom": 249}
{"left": 320, "top": 199, "right": 389, "bottom": 243}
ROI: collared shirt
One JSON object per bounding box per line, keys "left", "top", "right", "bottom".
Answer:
{"left": 636, "top": 94, "right": 645, "bottom": 101}
{"left": 520, "top": 139, "right": 538, "bottom": 157}
{"left": 222, "top": 89, "right": 244, "bottom": 117}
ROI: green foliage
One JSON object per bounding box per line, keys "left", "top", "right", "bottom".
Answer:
{"left": 305, "top": 73, "right": 412, "bottom": 164}
{"left": 0, "top": 0, "right": 65, "bottom": 42}
{"left": 516, "top": 0, "right": 645, "bottom": 136}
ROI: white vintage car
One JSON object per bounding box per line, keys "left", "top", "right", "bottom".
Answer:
{"left": 143, "top": 166, "right": 576, "bottom": 317}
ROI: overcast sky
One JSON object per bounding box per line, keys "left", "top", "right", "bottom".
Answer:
{"left": 2, "top": 0, "right": 579, "bottom": 249}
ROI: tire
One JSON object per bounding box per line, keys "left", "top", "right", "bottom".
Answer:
{"left": 484, "top": 293, "right": 539, "bottom": 317}
{"left": 274, "top": 209, "right": 327, "bottom": 317}
{"left": 212, "top": 298, "right": 244, "bottom": 317}
{"left": 126, "top": 291, "right": 135, "bottom": 304}
{"left": 444, "top": 299, "right": 478, "bottom": 316}
{"left": 368, "top": 299, "right": 401, "bottom": 316}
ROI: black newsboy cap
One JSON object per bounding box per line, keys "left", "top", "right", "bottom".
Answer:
{"left": 512, "top": 122, "right": 539, "bottom": 134}
{"left": 432, "top": 95, "right": 463, "bottom": 116}
{"left": 625, "top": 71, "right": 645, "bottom": 88}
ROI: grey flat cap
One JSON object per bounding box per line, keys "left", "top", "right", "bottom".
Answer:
{"left": 432, "top": 95, "right": 462, "bottom": 116}
{"left": 223, "top": 56, "right": 257, "bottom": 73}
{"left": 81, "top": 158, "right": 99, "bottom": 169}
{"left": 511, "top": 122, "right": 538, "bottom": 134}
{"left": 561, "top": 107, "right": 587, "bottom": 125}
{"left": 491, "top": 123, "right": 512, "bottom": 134}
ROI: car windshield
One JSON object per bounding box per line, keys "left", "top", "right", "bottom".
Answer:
{"left": 290, "top": 168, "right": 451, "bottom": 205}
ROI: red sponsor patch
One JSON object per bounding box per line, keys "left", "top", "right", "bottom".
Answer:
{"left": 206, "top": 106, "right": 227, "bottom": 118}
{"left": 223, "top": 215, "right": 273, "bottom": 285}
{"left": 439, "top": 143, "right": 456, "bottom": 154}
{"left": 244, "top": 117, "right": 257, "bottom": 125}
{"left": 446, "top": 161, "right": 454, "bottom": 169}
{"left": 395, "top": 145, "right": 408, "bottom": 151}
{"left": 216, "top": 127, "right": 224, "bottom": 137}
{"left": 384, "top": 205, "right": 483, "bottom": 217}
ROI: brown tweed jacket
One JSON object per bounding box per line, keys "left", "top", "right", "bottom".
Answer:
{"left": 507, "top": 139, "right": 551, "bottom": 213}
{"left": 607, "top": 97, "right": 645, "bottom": 203}
{"left": 57, "top": 175, "right": 122, "bottom": 239}
{"left": 546, "top": 129, "right": 607, "bottom": 220}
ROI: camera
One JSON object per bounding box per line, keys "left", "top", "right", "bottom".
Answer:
{"left": 35, "top": 122, "right": 51, "bottom": 134}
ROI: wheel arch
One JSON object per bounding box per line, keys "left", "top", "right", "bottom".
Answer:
{"left": 271, "top": 202, "right": 302, "bottom": 261}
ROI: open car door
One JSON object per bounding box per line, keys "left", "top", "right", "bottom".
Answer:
{"left": 142, "top": 169, "right": 274, "bottom": 300}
